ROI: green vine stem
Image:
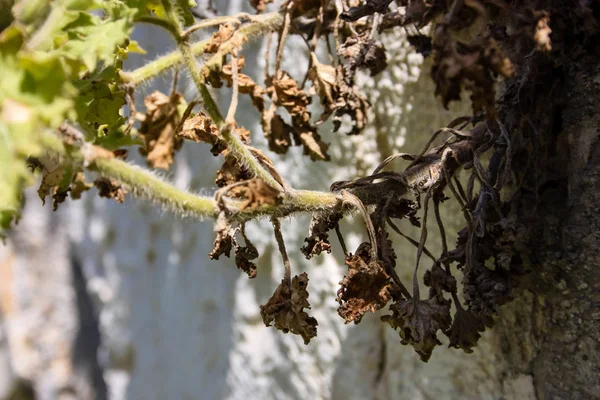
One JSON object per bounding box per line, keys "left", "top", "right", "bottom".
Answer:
{"left": 121, "top": 11, "right": 283, "bottom": 87}
{"left": 41, "top": 133, "right": 342, "bottom": 221}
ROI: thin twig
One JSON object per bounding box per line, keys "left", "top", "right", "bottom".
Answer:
{"left": 272, "top": 217, "right": 291, "bottom": 283}
{"left": 225, "top": 51, "right": 240, "bottom": 124}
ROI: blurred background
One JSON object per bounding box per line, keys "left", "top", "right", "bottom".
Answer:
{"left": 0, "top": 1, "right": 534, "bottom": 399}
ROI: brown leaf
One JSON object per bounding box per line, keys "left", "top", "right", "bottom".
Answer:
{"left": 234, "top": 234, "right": 259, "bottom": 279}
{"left": 261, "top": 108, "right": 293, "bottom": 154}
{"left": 249, "top": 0, "right": 273, "bottom": 12}
{"left": 301, "top": 212, "right": 343, "bottom": 259}
{"left": 445, "top": 307, "right": 493, "bottom": 354}
{"left": 382, "top": 296, "right": 452, "bottom": 362}
{"left": 260, "top": 273, "right": 318, "bottom": 344}
{"left": 69, "top": 171, "right": 92, "bottom": 200}
{"left": 333, "top": 65, "right": 370, "bottom": 135}
{"left": 222, "top": 57, "right": 266, "bottom": 112}
{"left": 338, "top": 33, "right": 388, "bottom": 76}
{"left": 94, "top": 178, "right": 126, "bottom": 204}
{"left": 308, "top": 55, "right": 338, "bottom": 119}
{"left": 292, "top": 116, "right": 331, "bottom": 161}
{"left": 204, "top": 23, "right": 235, "bottom": 54}
{"left": 534, "top": 14, "right": 552, "bottom": 52}
{"left": 337, "top": 243, "right": 397, "bottom": 324}
{"left": 237, "top": 178, "right": 281, "bottom": 211}
{"left": 270, "top": 71, "right": 310, "bottom": 115}
{"left": 178, "top": 112, "right": 226, "bottom": 156}
{"left": 424, "top": 263, "right": 457, "bottom": 298}
{"left": 215, "top": 157, "right": 252, "bottom": 188}
{"left": 137, "top": 91, "right": 183, "bottom": 170}
{"left": 209, "top": 212, "right": 234, "bottom": 260}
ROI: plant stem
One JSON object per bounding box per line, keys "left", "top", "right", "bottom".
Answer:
{"left": 42, "top": 133, "right": 343, "bottom": 221}
{"left": 122, "top": 11, "right": 283, "bottom": 87}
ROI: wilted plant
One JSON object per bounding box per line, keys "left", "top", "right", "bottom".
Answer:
{"left": 0, "top": 0, "right": 568, "bottom": 362}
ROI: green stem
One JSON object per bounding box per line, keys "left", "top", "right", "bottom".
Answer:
{"left": 41, "top": 133, "right": 343, "bottom": 221}
{"left": 121, "top": 12, "right": 283, "bottom": 87}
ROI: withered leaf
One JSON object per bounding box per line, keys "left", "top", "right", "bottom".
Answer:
{"left": 382, "top": 296, "right": 452, "bottom": 362}
{"left": 424, "top": 263, "right": 457, "bottom": 298}
{"left": 261, "top": 108, "right": 292, "bottom": 154}
{"left": 534, "top": 14, "right": 552, "bottom": 52}
{"left": 238, "top": 178, "right": 281, "bottom": 211}
{"left": 249, "top": 0, "right": 273, "bottom": 13}
{"left": 301, "top": 212, "right": 342, "bottom": 259}
{"left": 69, "top": 171, "right": 92, "bottom": 200}
{"left": 270, "top": 71, "right": 310, "bottom": 115}
{"left": 222, "top": 58, "right": 266, "bottom": 112}
{"left": 209, "top": 212, "right": 235, "bottom": 261}
{"left": 234, "top": 235, "right": 258, "bottom": 279}
{"left": 178, "top": 112, "right": 226, "bottom": 156}
{"left": 204, "top": 23, "right": 235, "bottom": 54}
{"left": 463, "top": 261, "right": 512, "bottom": 316}
{"left": 407, "top": 34, "right": 433, "bottom": 57}
{"left": 94, "top": 178, "right": 126, "bottom": 204}
{"left": 333, "top": 65, "right": 370, "bottom": 135}
{"left": 137, "top": 91, "right": 183, "bottom": 170}
{"left": 292, "top": 116, "right": 331, "bottom": 161}
{"left": 260, "top": 273, "right": 318, "bottom": 345}
{"left": 215, "top": 157, "right": 252, "bottom": 188}
{"left": 308, "top": 54, "right": 338, "bottom": 120}
{"left": 338, "top": 33, "right": 388, "bottom": 76}
{"left": 337, "top": 243, "right": 396, "bottom": 324}
{"left": 445, "top": 307, "right": 493, "bottom": 354}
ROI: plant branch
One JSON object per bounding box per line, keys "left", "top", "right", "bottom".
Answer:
{"left": 121, "top": 12, "right": 284, "bottom": 87}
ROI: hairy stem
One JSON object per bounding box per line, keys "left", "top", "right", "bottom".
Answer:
{"left": 122, "top": 11, "right": 283, "bottom": 87}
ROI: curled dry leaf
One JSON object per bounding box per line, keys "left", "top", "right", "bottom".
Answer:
{"left": 209, "top": 213, "right": 234, "bottom": 260}
{"left": 204, "top": 23, "right": 236, "bottom": 54}
{"left": 236, "top": 178, "right": 281, "bottom": 211}
{"left": 260, "top": 273, "right": 318, "bottom": 344}
{"left": 301, "top": 212, "right": 343, "bottom": 259}
{"left": 137, "top": 91, "right": 183, "bottom": 170}
{"left": 534, "top": 14, "right": 552, "bottom": 52}
{"left": 249, "top": 0, "right": 273, "bottom": 13}
{"left": 382, "top": 296, "right": 452, "bottom": 362}
{"left": 70, "top": 171, "right": 92, "bottom": 200}
{"left": 338, "top": 33, "right": 388, "bottom": 76}
{"left": 337, "top": 243, "right": 397, "bottom": 324}
{"left": 333, "top": 65, "right": 370, "bottom": 135}
{"left": 445, "top": 307, "right": 493, "bottom": 354}
{"left": 235, "top": 234, "right": 259, "bottom": 279}
{"left": 424, "top": 263, "right": 457, "bottom": 298}
{"left": 292, "top": 115, "right": 331, "bottom": 161}
{"left": 215, "top": 157, "right": 252, "bottom": 188}
{"left": 177, "top": 112, "right": 226, "bottom": 155}
{"left": 261, "top": 107, "right": 292, "bottom": 154}
{"left": 222, "top": 57, "right": 266, "bottom": 112}
{"left": 94, "top": 178, "right": 126, "bottom": 204}
{"left": 432, "top": 35, "right": 514, "bottom": 118}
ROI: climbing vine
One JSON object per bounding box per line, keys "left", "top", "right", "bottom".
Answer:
{"left": 1, "top": 0, "right": 579, "bottom": 362}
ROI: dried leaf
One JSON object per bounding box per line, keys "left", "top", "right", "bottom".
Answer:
{"left": 261, "top": 108, "right": 292, "bottom": 154}
{"left": 222, "top": 58, "right": 266, "bottom": 112}
{"left": 424, "top": 263, "right": 457, "bottom": 298}
{"left": 270, "top": 71, "right": 310, "bottom": 115}
{"left": 292, "top": 116, "right": 331, "bottom": 161}
{"left": 260, "top": 273, "right": 318, "bottom": 345}
{"left": 333, "top": 65, "right": 370, "bottom": 135}
{"left": 301, "top": 212, "right": 343, "bottom": 259}
{"left": 229, "top": 178, "right": 281, "bottom": 211}
{"left": 204, "top": 23, "right": 235, "bottom": 54}
{"left": 337, "top": 243, "right": 397, "bottom": 324}
{"left": 209, "top": 212, "right": 234, "bottom": 260}
{"left": 249, "top": 0, "right": 273, "bottom": 12}
{"left": 382, "top": 296, "right": 452, "bottom": 362}
{"left": 234, "top": 234, "right": 259, "bottom": 279}
{"left": 69, "top": 171, "right": 92, "bottom": 200}
{"left": 94, "top": 178, "right": 126, "bottom": 203}
{"left": 178, "top": 112, "right": 226, "bottom": 156}
{"left": 534, "top": 14, "right": 552, "bottom": 52}
{"left": 445, "top": 307, "right": 493, "bottom": 354}
{"left": 137, "top": 91, "right": 183, "bottom": 170}
{"left": 338, "top": 33, "right": 388, "bottom": 76}
{"left": 215, "top": 157, "right": 252, "bottom": 188}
